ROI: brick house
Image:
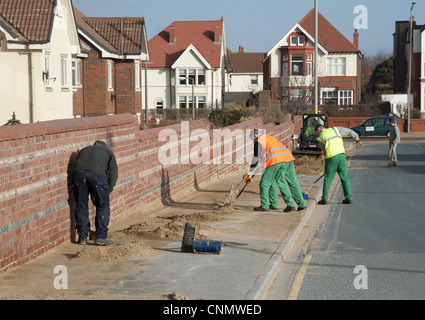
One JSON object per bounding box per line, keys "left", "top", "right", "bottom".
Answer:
{"left": 146, "top": 18, "right": 226, "bottom": 115}
{"left": 73, "top": 8, "right": 149, "bottom": 122}
{"left": 0, "top": 0, "right": 81, "bottom": 124}
{"left": 393, "top": 18, "right": 425, "bottom": 118}
{"left": 263, "top": 9, "right": 361, "bottom": 108}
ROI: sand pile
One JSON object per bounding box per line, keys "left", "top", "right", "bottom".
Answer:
{"left": 294, "top": 154, "right": 324, "bottom": 175}
{"left": 72, "top": 206, "right": 233, "bottom": 263}
{"left": 73, "top": 240, "right": 160, "bottom": 262}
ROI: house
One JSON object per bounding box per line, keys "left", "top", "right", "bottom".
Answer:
{"left": 393, "top": 18, "right": 425, "bottom": 118}
{"left": 225, "top": 46, "right": 264, "bottom": 107}
{"left": 263, "top": 9, "right": 361, "bottom": 108}
{"left": 0, "top": 0, "right": 81, "bottom": 124}
{"left": 145, "top": 18, "right": 226, "bottom": 117}
{"left": 73, "top": 8, "right": 149, "bottom": 122}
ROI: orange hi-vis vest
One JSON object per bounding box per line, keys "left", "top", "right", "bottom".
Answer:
{"left": 257, "top": 135, "right": 295, "bottom": 168}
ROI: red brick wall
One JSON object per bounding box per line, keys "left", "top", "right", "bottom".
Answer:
{"left": 0, "top": 115, "right": 299, "bottom": 273}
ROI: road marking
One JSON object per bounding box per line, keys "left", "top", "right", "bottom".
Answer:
{"left": 287, "top": 254, "right": 312, "bottom": 300}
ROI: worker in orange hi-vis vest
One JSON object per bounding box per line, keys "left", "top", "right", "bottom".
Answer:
{"left": 244, "top": 129, "right": 306, "bottom": 213}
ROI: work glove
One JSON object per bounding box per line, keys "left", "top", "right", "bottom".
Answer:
{"left": 243, "top": 173, "right": 252, "bottom": 183}
{"left": 356, "top": 140, "right": 362, "bottom": 148}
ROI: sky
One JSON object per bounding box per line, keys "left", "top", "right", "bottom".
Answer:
{"left": 71, "top": 0, "right": 424, "bottom": 57}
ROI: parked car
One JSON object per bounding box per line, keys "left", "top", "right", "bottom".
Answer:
{"left": 350, "top": 116, "right": 397, "bottom": 137}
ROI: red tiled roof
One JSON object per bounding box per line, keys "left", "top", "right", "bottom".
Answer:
{"left": 0, "top": 0, "right": 54, "bottom": 43}
{"left": 74, "top": 7, "right": 144, "bottom": 55}
{"left": 227, "top": 50, "right": 265, "bottom": 73}
{"left": 148, "top": 19, "right": 224, "bottom": 68}
{"left": 299, "top": 9, "right": 359, "bottom": 53}
{"left": 74, "top": 8, "right": 119, "bottom": 54}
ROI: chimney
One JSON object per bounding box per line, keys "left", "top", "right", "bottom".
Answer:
{"left": 238, "top": 46, "right": 244, "bottom": 53}
{"left": 353, "top": 29, "right": 359, "bottom": 49}
{"left": 214, "top": 26, "right": 220, "bottom": 43}
{"left": 169, "top": 26, "right": 175, "bottom": 44}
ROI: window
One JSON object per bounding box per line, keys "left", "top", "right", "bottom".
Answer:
{"left": 321, "top": 89, "right": 338, "bottom": 105}
{"left": 327, "top": 57, "right": 346, "bottom": 76}
{"left": 135, "top": 62, "right": 140, "bottom": 90}
{"left": 298, "top": 35, "right": 305, "bottom": 46}
{"left": 306, "top": 62, "right": 312, "bottom": 76}
{"left": 44, "top": 55, "right": 51, "bottom": 87}
{"left": 306, "top": 54, "right": 312, "bottom": 61}
{"left": 250, "top": 75, "right": 258, "bottom": 85}
{"left": 291, "top": 54, "right": 304, "bottom": 76}
{"left": 179, "top": 69, "right": 205, "bottom": 85}
{"left": 60, "top": 57, "right": 67, "bottom": 88}
{"left": 198, "top": 69, "right": 205, "bottom": 85}
{"left": 72, "top": 60, "right": 80, "bottom": 88}
{"left": 179, "top": 69, "right": 187, "bottom": 85}
{"left": 339, "top": 90, "right": 353, "bottom": 105}
{"left": 290, "top": 36, "right": 297, "bottom": 46}
{"left": 156, "top": 101, "right": 163, "bottom": 109}
{"left": 291, "top": 89, "right": 304, "bottom": 102}
{"left": 179, "top": 96, "right": 187, "bottom": 108}
{"left": 198, "top": 96, "right": 206, "bottom": 108}
{"left": 107, "top": 60, "right": 113, "bottom": 90}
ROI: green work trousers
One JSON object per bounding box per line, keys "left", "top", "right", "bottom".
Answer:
{"left": 322, "top": 153, "right": 352, "bottom": 201}
{"left": 259, "top": 162, "right": 306, "bottom": 209}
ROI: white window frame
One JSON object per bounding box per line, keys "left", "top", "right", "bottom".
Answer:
{"left": 306, "top": 62, "right": 312, "bottom": 76}
{"left": 321, "top": 88, "right": 338, "bottom": 105}
{"left": 198, "top": 96, "right": 206, "bottom": 108}
{"left": 107, "top": 60, "right": 113, "bottom": 91}
{"left": 135, "top": 62, "right": 140, "bottom": 90}
{"left": 290, "top": 36, "right": 297, "bottom": 46}
{"left": 156, "top": 101, "right": 163, "bottom": 109}
{"left": 327, "top": 57, "right": 346, "bottom": 76}
{"left": 71, "top": 59, "right": 80, "bottom": 88}
{"left": 178, "top": 69, "right": 206, "bottom": 86}
{"left": 298, "top": 35, "right": 305, "bottom": 46}
{"left": 291, "top": 54, "right": 304, "bottom": 76}
{"left": 197, "top": 69, "right": 206, "bottom": 85}
{"left": 60, "top": 57, "right": 68, "bottom": 88}
{"left": 338, "top": 90, "right": 353, "bottom": 105}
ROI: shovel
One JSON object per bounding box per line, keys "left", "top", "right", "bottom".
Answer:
{"left": 227, "top": 175, "right": 254, "bottom": 205}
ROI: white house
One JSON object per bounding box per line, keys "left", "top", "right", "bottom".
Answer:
{"left": 224, "top": 46, "right": 264, "bottom": 107}
{"left": 0, "top": 0, "right": 82, "bottom": 124}
{"left": 145, "top": 19, "right": 226, "bottom": 115}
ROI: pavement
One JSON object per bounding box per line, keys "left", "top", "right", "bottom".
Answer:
{"left": 0, "top": 170, "right": 324, "bottom": 301}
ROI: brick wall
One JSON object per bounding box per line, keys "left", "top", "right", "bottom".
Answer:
{"left": 0, "top": 114, "right": 298, "bottom": 273}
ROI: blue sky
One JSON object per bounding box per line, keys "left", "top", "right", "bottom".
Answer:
{"left": 72, "top": 0, "right": 423, "bottom": 57}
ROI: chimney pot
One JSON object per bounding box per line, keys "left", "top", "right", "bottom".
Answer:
{"left": 353, "top": 29, "right": 359, "bottom": 49}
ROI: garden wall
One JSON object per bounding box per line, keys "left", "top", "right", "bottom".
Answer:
{"left": 0, "top": 114, "right": 300, "bottom": 273}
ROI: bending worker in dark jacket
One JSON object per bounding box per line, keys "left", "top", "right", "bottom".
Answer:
{"left": 73, "top": 141, "right": 118, "bottom": 246}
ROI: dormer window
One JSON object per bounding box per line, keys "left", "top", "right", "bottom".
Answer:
{"left": 290, "top": 36, "right": 297, "bottom": 46}
{"left": 298, "top": 35, "right": 305, "bottom": 46}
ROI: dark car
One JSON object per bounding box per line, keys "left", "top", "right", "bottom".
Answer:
{"left": 350, "top": 116, "right": 396, "bottom": 137}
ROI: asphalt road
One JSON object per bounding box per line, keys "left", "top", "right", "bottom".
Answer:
{"left": 280, "top": 136, "right": 425, "bottom": 300}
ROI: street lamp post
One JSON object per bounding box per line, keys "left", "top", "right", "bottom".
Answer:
{"left": 314, "top": 0, "right": 319, "bottom": 114}
{"left": 407, "top": 1, "right": 416, "bottom": 133}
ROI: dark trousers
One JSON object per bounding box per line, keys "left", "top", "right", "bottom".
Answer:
{"left": 73, "top": 170, "right": 110, "bottom": 240}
